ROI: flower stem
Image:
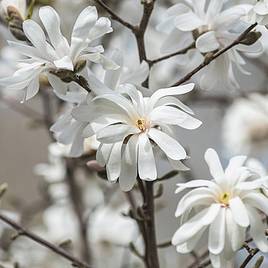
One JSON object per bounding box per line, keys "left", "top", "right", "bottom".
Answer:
{"left": 145, "top": 181, "right": 160, "bottom": 268}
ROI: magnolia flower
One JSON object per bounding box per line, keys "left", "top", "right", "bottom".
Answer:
{"left": 223, "top": 94, "right": 268, "bottom": 155}
{"left": 77, "top": 83, "right": 202, "bottom": 191}
{"left": 0, "top": 5, "right": 117, "bottom": 102}
{"left": 51, "top": 50, "right": 149, "bottom": 157}
{"left": 172, "top": 148, "right": 268, "bottom": 268}
{"left": 1, "top": 0, "right": 26, "bottom": 19}
{"left": 245, "top": 0, "right": 268, "bottom": 26}
{"left": 157, "top": 0, "right": 262, "bottom": 91}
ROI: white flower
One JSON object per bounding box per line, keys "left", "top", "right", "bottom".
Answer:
{"left": 80, "top": 83, "right": 202, "bottom": 191}
{"left": 245, "top": 0, "right": 268, "bottom": 26}
{"left": 172, "top": 148, "right": 268, "bottom": 268}
{"left": 51, "top": 49, "right": 149, "bottom": 157}
{"left": 1, "top": 0, "right": 26, "bottom": 19}
{"left": 0, "top": 5, "right": 117, "bottom": 102}
{"left": 223, "top": 94, "right": 268, "bottom": 155}
{"left": 157, "top": 0, "right": 262, "bottom": 91}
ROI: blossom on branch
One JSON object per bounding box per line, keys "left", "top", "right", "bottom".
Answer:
{"left": 0, "top": 5, "right": 117, "bottom": 102}
{"left": 158, "top": 0, "right": 262, "bottom": 91}
{"left": 79, "top": 83, "right": 202, "bottom": 191}
{"left": 172, "top": 148, "right": 268, "bottom": 267}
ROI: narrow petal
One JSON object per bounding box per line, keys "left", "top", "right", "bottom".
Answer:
{"left": 196, "top": 31, "right": 220, "bottom": 53}
{"left": 208, "top": 207, "right": 225, "bottom": 255}
{"left": 39, "top": 6, "right": 70, "bottom": 55}
{"left": 204, "top": 148, "right": 225, "bottom": 184}
{"left": 119, "top": 135, "right": 138, "bottom": 191}
{"left": 106, "top": 142, "right": 123, "bottom": 182}
{"left": 138, "top": 133, "right": 157, "bottom": 181}
{"left": 229, "top": 197, "right": 250, "bottom": 228}
{"left": 175, "top": 12, "right": 204, "bottom": 31}
{"left": 247, "top": 206, "right": 268, "bottom": 252}
{"left": 148, "top": 128, "right": 186, "bottom": 160}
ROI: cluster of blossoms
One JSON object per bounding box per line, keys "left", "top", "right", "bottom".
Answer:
{"left": 1, "top": 0, "right": 268, "bottom": 267}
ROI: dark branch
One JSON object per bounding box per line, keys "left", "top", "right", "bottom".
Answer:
{"left": 0, "top": 213, "right": 92, "bottom": 268}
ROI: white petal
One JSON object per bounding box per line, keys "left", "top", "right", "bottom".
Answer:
{"left": 175, "top": 12, "right": 204, "bottom": 31}
{"left": 96, "top": 143, "right": 113, "bottom": 166}
{"left": 172, "top": 204, "right": 220, "bottom": 246}
{"left": 23, "top": 20, "right": 47, "bottom": 52}
{"left": 148, "top": 128, "right": 186, "bottom": 160}
{"left": 209, "top": 207, "right": 225, "bottom": 255}
{"left": 88, "top": 17, "right": 113, "bottom": 41}
{"left": 71, "top": 6, "right": 98, "bottom": 60}
{"left": 237, "top": 177, "right": 268, "bottom": 190}
{"left": 119, "top": 135, "right": 138, "bottom": 191}
{"left": 97, "top": 124, "right": 138, "bottom": 144}
{"left": 243, "top": 192, "right": 268, "bottom": 215}
{"left": 106, "top": 142, "right": 123, "bottom": 182}
{"left": 138, "top": 133, "right": 157, "bottom": 181}
{"left": 24, "top": 76, "right": 39, "bottom": 102}
{"left": 104, "top": 49, "right": 123, "bottom": 90}
{"left": 175, "top": 188, "right": 215, "bottom": 217}
{"left": 247, "top": 206, "right": 268, "bottom": 252}
{"left": 53, "top": 56, "right": 74, "bottom": 71}
{"left": 196, "top": 31, "right": 220, "bottom": 53}
{"left": 149, "top": 83, "right": 194, "bottom": 108}
{"left": 47, "top": 73, "right": 68, "bottom": 95}
{"left": 226, "top": 208, "right": 246, "bottom": 251}
{"left": 204, "top": 148, "right": 225, "bottom": 184}
{"left": 224, "top": 155, "right": 247, "bottom": 180}
{"left": 229, "top": 197, "right": 250, "bottom": 228}
{"left": 39, "top": 6, "right": 70, "bottom": 55}
{"left": 175, "top": 179, "right": 216, "bottom": 194}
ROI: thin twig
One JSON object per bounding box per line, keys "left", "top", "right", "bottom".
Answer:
{"left": 149, "top": 42, "right": 195, "bottom": 66}
{"left": 172, "top": 23, "right": 258, "bottom": 86}
{"left": 0, "top": 213, "right": 92, "bottom": 268}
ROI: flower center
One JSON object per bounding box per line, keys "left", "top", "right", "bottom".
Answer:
{"left": 219, "top": 192, "right": 231, "bottom": 206}
{"left": 136, "top": 118, "right": 147, "bottom": 132}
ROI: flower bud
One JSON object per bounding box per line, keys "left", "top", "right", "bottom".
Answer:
{"left": 240, "top": 31, "right": 262, "bottom": 46}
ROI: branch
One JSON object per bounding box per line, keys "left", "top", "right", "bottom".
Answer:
{"left": 172, "top": 23, "right": 257, "bottom": 86}
{"left": 94, "top": 0, "right": 136, "bottom": 31}
{"left": 0, "top": 213, "right": 92, "bottom": 268}
{"left": 149, "top": 42, "right": 195, "bottom": 66}
{"left": 240, "top": 248, "right": 259, "bottom": 268}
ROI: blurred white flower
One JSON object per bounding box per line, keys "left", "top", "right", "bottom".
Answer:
{"left": 0, "top": 5, "right": 116, "bottom": 102}
{"left": 77, "top": 83, "right": 201, "bottom": 191}
{"left": 223, "top": 94, "right": 268, "bottom": 155}
{"left": 157, "top": 0, "right": 262, "bottom": 91}
{"left": 90, "top": 200, "right": 142, "bottom": 268}
{"left": 245, "top": 0, "right": 268, "bottom": 26}
{"left": 173, "top": 148, "right": 268, "bottom": 268}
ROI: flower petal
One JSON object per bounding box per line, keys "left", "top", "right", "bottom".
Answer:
{"left": 138, "top": 133, "right": 157, "bottom": 181}
{"left": 148, "top": 128, "right": 186, "bottom": 160}
{"left": 196, "top": 31, "right": 220, "bottom": 53}
{"left": 229, "top": 197, "right": 249, "bottom": 228}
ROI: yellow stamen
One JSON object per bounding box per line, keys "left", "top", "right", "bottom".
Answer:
{"left": 219, "top": 192, "right": 231, "bottom": 206}
{"left": 136, "top": 118, "right": 146, "bottom": 132}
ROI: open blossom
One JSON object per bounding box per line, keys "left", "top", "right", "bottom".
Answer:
{"left": 172, "top": 148, "right": 268, "bottom": 268}
{"left": 77, "top": 83, "right": 202, "bottom": 191}
{"left": 223, "top": 94, "right": 268, "bottom": 155}
{"left": 0, "top": 5, "right": 117, "bottom": 102}
{"left": 157, "top": 0, "right": 262, "bottom": 91}
{"left": 51, "top": 50, "right": 149, "bottom": 157}
{"left": 245, "top": 0, "right": 268, "bottom": 26}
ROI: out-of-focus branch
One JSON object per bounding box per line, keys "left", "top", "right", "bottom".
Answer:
{"left": 0, "top": 213, "right": 92, "bottom": 268}
{"left": 240, "top": 248, "right": 259, "bottom": 268}
{"left": 94, "top": 0, "right": 136, "bottom": 31}
{"left": 148, "top": 42, "right": 195, "bottom": 66}
{"left": 172, "top": 23, "right": 258, "bottom": 86}
{"left": 65, "top": 159, "right": 92, "bottom": 265}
